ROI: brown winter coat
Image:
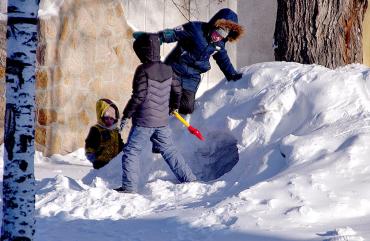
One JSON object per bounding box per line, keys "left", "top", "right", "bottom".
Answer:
{"left": 85, "top": 99, "right": 124, "bottom": 169}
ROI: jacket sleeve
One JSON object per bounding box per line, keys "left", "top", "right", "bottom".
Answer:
{"left": 85, "top": 126, "right": 100, "bottom": 156}
{"left": 159, "top": 23, "right": 193, "bottom": 44}
{"left": 170, "top": 75, "right": 182, "bottom": 109}
{"left": 213, "top": 47, "right": 238, "bottom": 80}
{"left": 117, "top": 130, "right": 124, "bottom": 152}
{"left": 122, "top": 66, "right": 148, "bottom": 119}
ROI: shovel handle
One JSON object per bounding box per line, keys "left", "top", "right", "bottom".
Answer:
{"left": 172, "top": 111, "right": 190, "bottom": 127}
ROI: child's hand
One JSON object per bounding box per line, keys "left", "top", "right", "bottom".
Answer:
{"left": 133, "top": 31, "right": 146, "bottom": 40}
{"left": 227, "top": 72, "right": 243, "bottom": 81}
{"left": 169, "top": 108, "right": 178, "bottom": 116}
{"left": 86, "top": 153, "right": 96, "bottom": 163}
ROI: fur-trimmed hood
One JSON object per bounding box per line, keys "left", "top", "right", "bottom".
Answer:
{"left": 208, "top": 8, "right": 244, "bottom": 42}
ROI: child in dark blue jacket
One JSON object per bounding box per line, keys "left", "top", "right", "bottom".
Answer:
{"left": 115, "top": 33, "right": 196, "bottom": 193}
{"left": 134, "top": 8, "right": 244, "bottom": 115}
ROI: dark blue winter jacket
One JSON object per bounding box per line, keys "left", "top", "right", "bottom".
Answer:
{"left": 159, "top": 8, "right": 244, "bottom": 92}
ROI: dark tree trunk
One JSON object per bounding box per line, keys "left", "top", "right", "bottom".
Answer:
{"left": 1, "top": 1, "right": 39, "bottom": 241}
{"left": 274, "top": 0, "right": 368, "bottom": 69}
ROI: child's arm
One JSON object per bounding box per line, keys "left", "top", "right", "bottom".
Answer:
{"left": 169, "top": 75, "right": 182, "bottom": 113}
{"left": 85, "top": 126, "right": 100, "bottom": 162}
{"left": 118, "top": 132, "right": 124, "bottom": 152}
{"left": 122, "top": 66, "right": 148, "bottom": 119}
{"left": 158, "top": 22, "right": 194, "bottom": 45}
{"left": 213, "top": 46, "right": 242, "bottom": 81}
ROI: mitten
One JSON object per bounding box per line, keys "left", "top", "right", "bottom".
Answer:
{"left": 132, "top": 31, "right": 146, "bottom": 40}
{"left": 227, "top": 72, "right": 243, "bottom": 81}
{"left": 86, "top": 153, "right": 96, "bottom": 163}
{"left": 169, "top": 108, "right": 178, "bottom": 116}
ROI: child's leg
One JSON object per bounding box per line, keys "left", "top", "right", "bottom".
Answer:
{"left": 151, "top": 126, "right": 196, "bottom": 182}
{"left": 179, "top": 89, "right": 196, "bottom": 115}
{"left": 121, "top": 126, "right": 150, "bottom": 192}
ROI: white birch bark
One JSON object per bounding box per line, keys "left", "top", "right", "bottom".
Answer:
{"left": 1, "top": 1, "right": 39, "bottom": 240}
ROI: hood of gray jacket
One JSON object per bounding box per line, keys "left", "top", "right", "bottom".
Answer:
{"left": 133, "top": 33, "right": 161, "bottom": 63}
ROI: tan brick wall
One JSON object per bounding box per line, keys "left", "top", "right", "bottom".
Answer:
{"left": 0, "top": 0, "right": 138, "bottom": 156}
{"left": 36, "top": 0, "right": 138, "bottom": 156}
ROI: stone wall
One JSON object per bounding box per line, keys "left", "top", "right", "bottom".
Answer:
{"left": 1, "top": 0, "right": 138, "bottom": 156}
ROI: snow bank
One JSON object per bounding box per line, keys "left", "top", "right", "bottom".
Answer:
{"left": 190, "top": 62, "right": 370, "bottom": 228}
{"left": 3, "top": 61, "right": 370, "bottom": 240}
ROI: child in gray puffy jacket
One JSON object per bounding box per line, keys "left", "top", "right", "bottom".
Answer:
{"left": 115, "top": 33, "right": 196, "bottom": 193}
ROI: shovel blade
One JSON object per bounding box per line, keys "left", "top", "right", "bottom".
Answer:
{"left": 188, "top": 126, "right": 205, "bottom": 141}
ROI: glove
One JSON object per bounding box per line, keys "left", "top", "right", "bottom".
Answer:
{"left": 86, "top": 153, "right": 96, "bottom": 163}
{"left": 133, "top": 31, "right": 163, "bottom": 45}
{"left": 227, "top": 72, "right": 243, "bottom": 81}
{"left": 132, "top": 31, "right": 146, "bottom": 40}
{"left": 93, "top": 161, "right": 106, "bottom": 170}
{"left": 120, "top": 117, "right": 129, "bottom": 131}
{"left": 86, "top": 153, "right": 105, "bottom": 169}
{"left": 169, "top": 108, "right": 178, "bottom": 116}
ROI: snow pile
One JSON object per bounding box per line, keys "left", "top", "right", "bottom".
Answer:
{"left": 2, "top": 61, "right": 370, "bottom": 240}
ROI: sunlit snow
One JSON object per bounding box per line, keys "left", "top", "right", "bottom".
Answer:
{"left": 1, "top": 62, "right": 370, "bottom": 241}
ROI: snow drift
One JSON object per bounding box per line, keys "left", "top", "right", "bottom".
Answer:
{"left": 2, "top": 61, "right": 370, "bottom": 240}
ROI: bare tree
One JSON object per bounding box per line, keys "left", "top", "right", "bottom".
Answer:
{"left": 170, "top": 0, "right": 228, "bottom": 21}
{"left": 274, "top": 0, "right": 368, "bottom": 68}
{"left": 1, "top": 0, "right": 39, "bottom": 240}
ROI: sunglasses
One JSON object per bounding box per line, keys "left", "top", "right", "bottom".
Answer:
{"left": 215, "top": 28, "right": 229, "bottom": 38}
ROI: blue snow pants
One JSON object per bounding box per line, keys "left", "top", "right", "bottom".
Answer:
{"left": 122, "top": 125, "right": 196, "bottom": 192}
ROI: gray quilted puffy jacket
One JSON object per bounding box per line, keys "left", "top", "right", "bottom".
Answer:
{"left": 123, "top": 33, "right": 181, "bottom": 128}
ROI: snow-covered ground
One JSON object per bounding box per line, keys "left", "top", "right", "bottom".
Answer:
{"left": 2, "top": 61, "right": 370, "bottom": 241}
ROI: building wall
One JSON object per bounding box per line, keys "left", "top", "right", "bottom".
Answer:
{"left": 237, "top": 0, "right": 277, "bottom": 68}
{"left": 0, "top": 0, "right": 139, "bottom": 155}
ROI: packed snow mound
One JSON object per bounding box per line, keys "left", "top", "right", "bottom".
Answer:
{"left": 82, "top": 62, "right": 370, "bottom": 191}
{"left": 195, "top": 62, "right": 370, "bottom": 185}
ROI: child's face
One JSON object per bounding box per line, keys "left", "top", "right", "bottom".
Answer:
{"left": 210, "top": 31, "right": 223, "bottom": 43}
{"left": 103, "top": 116, "right": 116, "bottom": 127}
{"left": 210, "top": 28, "right": 229, "bottom": 43}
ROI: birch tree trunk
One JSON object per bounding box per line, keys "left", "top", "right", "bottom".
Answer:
{"left": 1, "top": 1, "right": 39, "bottom": 240}
{"left": 274, "top": 0, "right": 368, "bottom": 69}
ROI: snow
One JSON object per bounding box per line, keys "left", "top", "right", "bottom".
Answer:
{"left": 0, "top": 0, "right": 63, "bottom": 19}
{"left": 38, "top": 0, "right": 64, "bottom": 19}
{"left": 2, "top": 61, "right": 370, "bottom": 240}
{"left": 0, "top": 14, "right": 6, "bottom": 21}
